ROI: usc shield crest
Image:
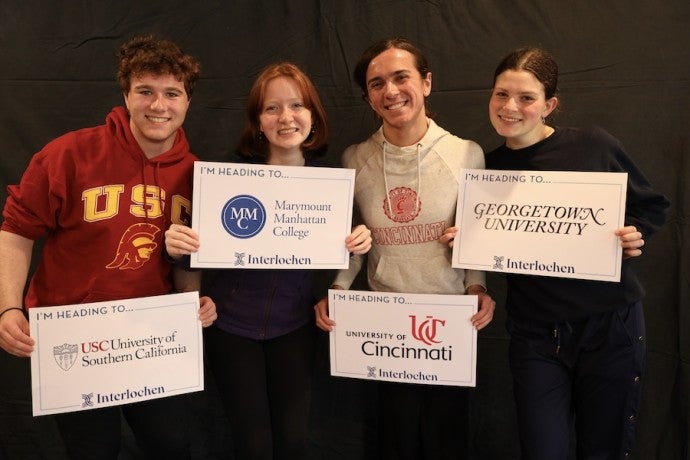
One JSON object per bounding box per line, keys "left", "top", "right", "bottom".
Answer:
{"left": 53, "top": 343, "right": 78, "bottom": 371}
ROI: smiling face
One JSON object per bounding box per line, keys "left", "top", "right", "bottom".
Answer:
{"left": 258, "top": 76, "right": 313, "bottom": 164}
{"left": 489, "top": 69, "right": 558, "bottom": 149}
{"left": 124, "top": 73, "right": 190, "bottom": 158}
{"left": 365, "top": 48, "right": 431, "bottom": 145}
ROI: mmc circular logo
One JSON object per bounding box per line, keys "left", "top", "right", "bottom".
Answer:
{"left": 221, "top": 195, "right": 266, "bottom": 238}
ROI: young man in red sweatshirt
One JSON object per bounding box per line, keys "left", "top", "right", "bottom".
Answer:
{"left": 0, "top": 34, "right": 216, "bottom": 460}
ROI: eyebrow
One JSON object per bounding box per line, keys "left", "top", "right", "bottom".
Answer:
{"left": 494, "top": 86, "right": 539, "bottom": 96}
{"left": 263, "top": 97, "right": 304, "bottom": 104}
{"left": 132, "top": 83, "right": 184, "bottom": 92}
{"left": 367, "top": 69, "right": 410, "bottom": 86}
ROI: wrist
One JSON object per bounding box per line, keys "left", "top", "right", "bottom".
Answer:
{"left": 466, "top": 284, "right": 487, "bottom": 295}
{"left": 163, "top": 249, "right": 182, "bottom": 264}
{"left": 0, "top": 307, "right": 24, "bottom": 320}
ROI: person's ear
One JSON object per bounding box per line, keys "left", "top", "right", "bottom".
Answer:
{"left": 423, "top": 72, "right": 432, "bottom": 96}
{"left": 544, "top": 96, "right": 558, "bottom": 117}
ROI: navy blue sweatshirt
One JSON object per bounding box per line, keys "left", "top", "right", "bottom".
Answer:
{"left": 208, "top": 157, "right": 323, "bottom": 339}
{"left": 486, "top": 126, "right": 669, "bottom": 322}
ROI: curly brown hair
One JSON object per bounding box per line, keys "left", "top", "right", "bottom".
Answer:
{"left": 116, "top": 34, "right": 201, "bottom": 97}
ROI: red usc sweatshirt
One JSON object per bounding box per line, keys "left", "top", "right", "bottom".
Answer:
{"left": 2, "top": 106, "right": 197, "bottom": 307}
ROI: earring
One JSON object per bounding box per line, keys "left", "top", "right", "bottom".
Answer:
{"left": 541, "top": 116, "right": 546, "bottom": 124}
{"left": 258, "top": 131, "right": 265, "bottom": 142}
{"left": 310, "top": 125, "right": 315, "bottom": 135}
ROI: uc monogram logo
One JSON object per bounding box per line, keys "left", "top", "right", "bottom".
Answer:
{"left": 221, "top": 195, "right": 266, "bottom": 238}
{"left": 409, "top": 315, "right": 445, "bottom": 346}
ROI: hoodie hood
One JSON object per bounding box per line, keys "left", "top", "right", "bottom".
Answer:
{"left": 370, "top": 118, "right": 449, "bottom": 157}
{"left": 106, "top": 106, "right": 193, "bottom": 166}
{"left": 105, "top": 106, "right": 197, "bottom": 223}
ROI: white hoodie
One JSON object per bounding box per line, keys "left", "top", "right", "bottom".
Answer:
{"left": 334, "top": 119, "right": 486, "bottom": 294}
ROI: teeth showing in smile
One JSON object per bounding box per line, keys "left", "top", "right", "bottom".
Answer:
{"left": 147, "top": 116, "right": 170, "bottom": 123}
{"left": 501, "top": 115, "right": 520, "bottom": 122}
{"left": 386, "top": 101, "right": 406, "bottom": 110}
{"left": 278, "top": 128, "right": 299, "bottom": 134}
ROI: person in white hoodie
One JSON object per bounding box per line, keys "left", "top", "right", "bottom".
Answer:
{"left": 315, "top": 37, "right": 496, "bottom": 460}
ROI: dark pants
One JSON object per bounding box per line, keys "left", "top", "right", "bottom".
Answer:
{"left": 377, "top": 381, "right": 470, "bottom": 460}
{"left": 508, "top": 302, "right": 646, "bottom": 460}
{"left": 205, "top": 323, "right": 315, "bottom": 460}
{"left": 54, "top": 394, "right": 191, "bottom": 460}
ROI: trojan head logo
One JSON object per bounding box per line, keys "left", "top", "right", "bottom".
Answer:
{"left": 383, "top": 187, "right": 421, "bottom": 223}
{"left": 409, "top": 315, "right": 445, "bottom": 346}
{"left": 53, "top": 343, "right": 78, "bottom": 371}
{"left": 106, "top": 223, "right": 160, "bottom": 270}
{"left": 221, "top": 195, "right": 266, "bottom": 239}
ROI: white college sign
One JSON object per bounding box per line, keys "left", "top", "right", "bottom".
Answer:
{"left": 452, "top": 169, "right": 627, "bottom": 282}
{"left": 30, "top": 292, "right": 203, "bottom": 416}
{"left": 329, "top": 290, "right": 478, "bottom": 387}
{"left": 191, "top": 161, "right": 355, "bottom": 269}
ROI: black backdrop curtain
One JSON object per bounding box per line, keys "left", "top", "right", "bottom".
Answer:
{"left": 1, "top": 1, "right": 688, "bottom": 459}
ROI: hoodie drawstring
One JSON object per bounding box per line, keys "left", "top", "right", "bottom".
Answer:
{"left": 139, "top": 156, "right": 164, "bottom": 223}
